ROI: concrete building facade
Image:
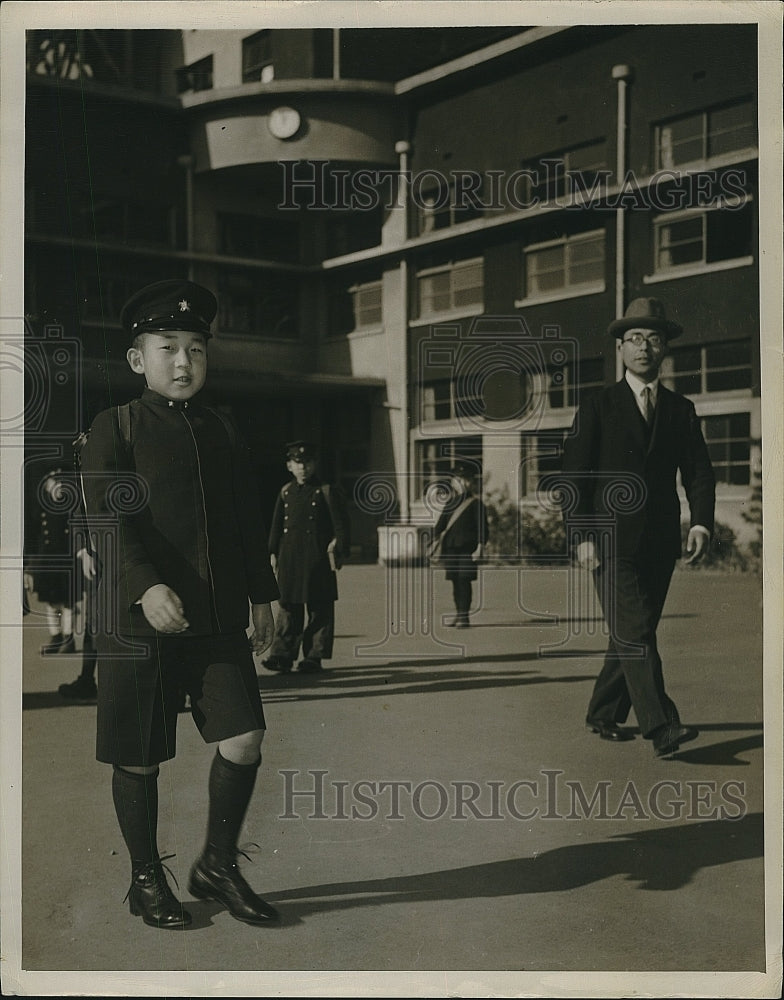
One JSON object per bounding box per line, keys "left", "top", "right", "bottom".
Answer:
{"left": 24, "top": 25, "right": 760, "bottom": 557}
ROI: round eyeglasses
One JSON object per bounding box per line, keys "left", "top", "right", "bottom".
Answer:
{"left": 623, "top": 332, "right": 664, "bottom": 348}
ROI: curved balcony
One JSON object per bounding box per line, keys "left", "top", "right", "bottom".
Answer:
{"left": 181, "top": 80, "right": 401, "bottom": 173}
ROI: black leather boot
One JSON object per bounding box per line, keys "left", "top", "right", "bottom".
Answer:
{"left": 126, "top": 856, "right": 192, "bottom": 929}
{"left": 188, "top": 850, "right": 278, "bottom": 925}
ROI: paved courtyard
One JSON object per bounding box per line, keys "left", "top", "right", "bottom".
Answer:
{"left": 11, "top": 562, "right": 771, "bottom": 995}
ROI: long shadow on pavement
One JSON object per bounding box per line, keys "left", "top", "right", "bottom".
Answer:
{"left": 259, "top": 657, "right": 598, "bottom": 704}
{"left": 261, "top": 813, "right": 763, "bottom": 918}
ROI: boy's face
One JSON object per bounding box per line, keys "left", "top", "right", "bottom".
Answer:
{"left": 451, "top": 474, "right": 472, "bottom": 496}
{"left": 126, "top": 330, "right": 207, "bottom": 401}
{"left": 287, "top": 457, "right": 316, "bottom": 484}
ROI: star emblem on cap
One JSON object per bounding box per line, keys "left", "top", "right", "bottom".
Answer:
{"left": 179, "top": 299, "right": 190, "bottom": 312}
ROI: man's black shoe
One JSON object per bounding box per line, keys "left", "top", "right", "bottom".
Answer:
{"left": 126, "top": 857, "right": 192, "bottom": 929}
{"left": 297, "top": 658, "right": 323, "bottom": 673}
{"left": 261, "top": 657, "right": 293, "bottom": 674}
{"left": 189, "top": 853, "right": 279, "bottom": 925}
{"left": 58, "top": 675, "right": 97, "bottom": 700}
{"left": 586, "top": 719, "right": 635, "bottom": 742}
{"left": 652, "top": 723, "right": 698, "bottom": 758}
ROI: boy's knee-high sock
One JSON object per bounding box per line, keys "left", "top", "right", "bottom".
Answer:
{"left": 203, "top": 749, "right": 260, "bottom": 860}
{"left": 112, "top": 766, "right": 160, "bottom": 872}
{"left": 80, "top": 627, "right": 97, "bottom": 680}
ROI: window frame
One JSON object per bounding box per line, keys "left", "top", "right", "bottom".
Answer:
{"left": 655, "top": 98, "right": 757, "bottom": 171}
{"left": 242, "top": 29, "right": 273, "bottom": 83}
{"left": 416, "top": 256, "right": 484, "bottom": 320}
{"left": 519, "top": 227, "right": 606, "bottom": 304}
{"left": 664, "top": 339, "right": 753, "bottom": 397}
{"left": 175, "top": 54, "right": 213, "bottom": 94}
{"left": 700, "top": 411, "right": 752, "bottom": 487}
{"left": 647, "top": 198, "right": 755, "bottom": 281}
{"left": 520, "top": 138, "right": 609, "bottom": 204}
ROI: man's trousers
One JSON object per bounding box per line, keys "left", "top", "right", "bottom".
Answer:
{"left": 588, "top": 552, "right": 679, "bottom": 737}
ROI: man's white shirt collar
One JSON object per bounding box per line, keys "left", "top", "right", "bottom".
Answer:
{"left": 625, "top": 369, "right": 659, "bottom": 408}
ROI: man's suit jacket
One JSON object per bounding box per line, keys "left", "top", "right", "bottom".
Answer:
{"left": 561, "top": 378, "right": 715, "bottom": 562}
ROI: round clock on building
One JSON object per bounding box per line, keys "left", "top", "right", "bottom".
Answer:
{"left": 268, "top": 106, "right": 301, "bottom": 140}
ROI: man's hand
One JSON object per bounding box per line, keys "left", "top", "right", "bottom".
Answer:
{"left": 684, "top": 526, "right": 710, "bottom": 564}
{"left": 249, "top": 602, "right": 275, "bottom": 656}
{"left": 270, "top": 553, "right": 278, "bottom": 573}
{"left": 575, "top": 539, "right": 600, "bottom": 571}
{"left": 471, "top": 543, "right": 483, "bottom": 563}
{"left": 140, "top": 584, "right": 189, "bottom": 633}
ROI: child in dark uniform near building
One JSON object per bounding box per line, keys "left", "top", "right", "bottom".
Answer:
{"left": 262, "top": 441, "right": 349, "bottom": 674}
{"left": 431, "top": 463, "right": 489, "bottom": 628}
{"left": 26, "top": 469, "right": 78, "bottom": 654}
{"left": 80, "top": 279, "right": 280, "bottom": 930}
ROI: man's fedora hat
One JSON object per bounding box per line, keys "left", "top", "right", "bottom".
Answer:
{"left": 609, "top": 297, "right": 683, "bottom": 341}
{"left": 121, "top": 280, "right": 218, "bottom": 343}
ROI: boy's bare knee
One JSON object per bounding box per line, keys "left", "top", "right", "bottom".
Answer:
{"left": 117, "top": 764, "right": 159, "bottom": 776}
{"left": 218, "top": 729, "right": 264, "bottom": 765}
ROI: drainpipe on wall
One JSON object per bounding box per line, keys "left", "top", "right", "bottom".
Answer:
{"left": 395, "top": 140, "right": 412, "bottom": 523}
{"left": 177, "top": 153, "right": 195, "bottom": 281}
{"left": 333, "top": 28, "right": 340, "bottom": 80}
{"left": 612, "top": 64, "right": 634, "bottom": 381}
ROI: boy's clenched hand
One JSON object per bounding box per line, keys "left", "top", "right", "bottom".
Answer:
{"left": 249, "top": 603, "right": 275, "bottom": 656}
{"left": 140, "top": 583, "right": 190, "bottom": 633}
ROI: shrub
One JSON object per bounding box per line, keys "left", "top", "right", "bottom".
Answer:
{"left": 484, "top": 487, "right": 566, "bottom": 563}
{"left": 679, "top": 521, "right": 758, "bottom": 573}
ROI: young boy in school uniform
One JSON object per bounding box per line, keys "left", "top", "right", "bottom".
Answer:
{"left": 81, "top": 279, "right": 280, "bottom": 929}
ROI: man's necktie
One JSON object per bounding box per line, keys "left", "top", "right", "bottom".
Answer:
{"left": 642, "top": 385, "right": 655, "bottom": 428}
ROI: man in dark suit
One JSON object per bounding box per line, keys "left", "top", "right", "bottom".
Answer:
{"left": 561, "top": 297, "right": 715, "bottom": 758}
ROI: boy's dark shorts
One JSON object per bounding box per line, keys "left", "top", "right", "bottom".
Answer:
{"left": 95, "top": 630, "right": 265, "bottom": 766}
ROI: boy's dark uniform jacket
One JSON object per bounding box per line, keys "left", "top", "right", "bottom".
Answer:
{"left": 268, "top": 479, "right": 349, "bottom": 603}
{"left": 561, "top": 379, "right": 715, "bottom": 557}
{"left": 80, "top": 388, "right": 279, "bottom": 637}
{"left": 434, "top": 497, "right": 489, "bottom": 581}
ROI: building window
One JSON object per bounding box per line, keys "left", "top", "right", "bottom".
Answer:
{"left": 218, "top": 270, "right": 299, "bottom": 338}
{"left": 417, "top": 258, "right": 483, "bottom": 318}
{"left": 85, "top": 199, "right": 177, "bottom": 247}
{"left": 419, "top": 372, "right": 528, "bottom": 424}
{"left": 523, "top": 229, "right": 605, "bottom": 299}
{"left": 218, "top": 213, "right": 299, "bottom": 263}
{"left": 521, "top": 433, "right": 563, "bottom": 497}
{"left": 416, "top": 178, "right": 484, "bottom": 235}
{"left": 521, "top": 139, "right": 608, "bottom": 203}
{"left": 329, "top": 275, "right": 383, "bottom": 336}
{"left": 656, "top": 99, "right": 756, "bottom": 169}
{"left": 80, "top": 262, "right": 176, "bottom": 324}
{"left": 653, "top": 203, "right": 753, "bottom": 273}
{"left": 667, "top": 339, "right": 752, "bottom": 395}
{"left": 702, "top": 412, "right": 751, "bottom": 485}
{"left": 242, "top": 30, "right": 273, "bottom": 83}
{"left": 547, "top": 357, "right": 605, "bottom": 408}
{"left": 176, "top": 55, "right": 213, "bottom": 94}
{"left": 351, "top": 280, "right": 382, "bottom": 328}
{"left": 420, "top": 379, "right": 453, "bottom": 423}
{"left": 415, "top": 437, "right": 482, "bottom": 496}
{"left": 325, "top": 208, "right": 383, "bottom": 257}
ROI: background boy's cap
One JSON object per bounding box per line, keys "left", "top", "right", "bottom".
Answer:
{"left": 450, "top": 461, "right": 478, "bottom": 479}
{"left": 286, "top": 440, "right": 317, "bottom": 461}
{"left": 121, "top": 280, "right": 217, "bottom": 341}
